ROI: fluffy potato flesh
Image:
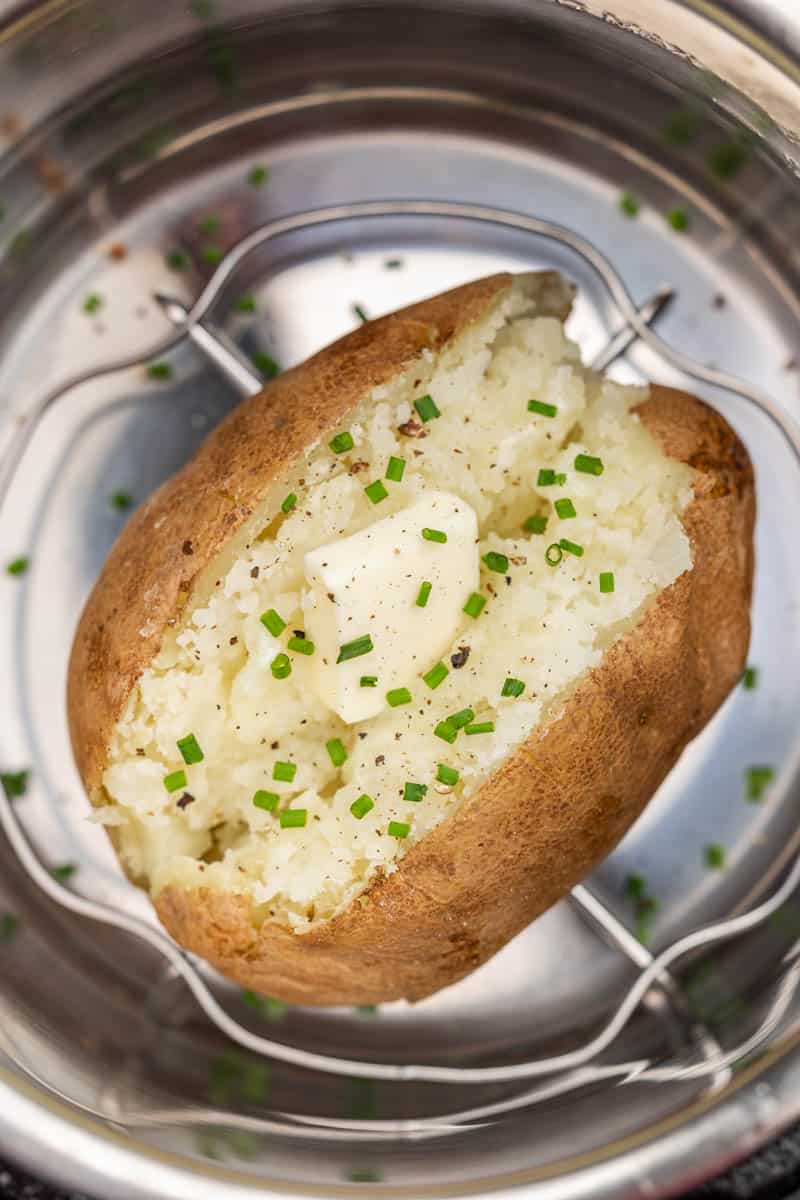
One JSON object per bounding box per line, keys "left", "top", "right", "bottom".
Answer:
{"left": 98, "top": 275, "right": 694, "bottom": 933}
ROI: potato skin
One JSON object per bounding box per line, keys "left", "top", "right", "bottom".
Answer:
{"left": 68, "top": 277, "right": 754, "bottom": 1006}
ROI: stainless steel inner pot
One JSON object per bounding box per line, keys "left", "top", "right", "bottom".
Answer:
{"left": 1, "top": 2, "right": 800, "bottom": 1197}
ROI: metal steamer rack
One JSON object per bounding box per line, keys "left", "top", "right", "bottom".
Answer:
{"left": 2, "top": 200, "right": 800, "bottom": 1144}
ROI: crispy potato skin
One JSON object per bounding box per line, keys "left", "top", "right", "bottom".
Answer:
{"left": 68, "top": 278, "right": 755, "bottom": 1006}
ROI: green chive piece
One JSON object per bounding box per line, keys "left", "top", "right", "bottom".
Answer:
{"left": 253, "top": 790, "right": 279, "bottom": 812}
{"left": 665, "top": 109, "right": 697, "bottom": 145}
{"left": 434, "top": 720, "right": 458, "bottom": 744}
{"left": 704, "top": 843, "right": 726, "bottom": 869}
{"left": 6, "top": 557, "right": 29, "bottom": 576}
{"left": 436, "top": 764, "right": 459, "bottom": 786}
{"left": 281, "top": 493, "right": 297, "bottom": 514}
{"left": 465, "top": 721, "right": 495, "bottom": 735}
{"left": 273, "top": 761, "right": 297, "bottom": 783}
{"left": 346, "top": 1169, "right": 383, "bottom": 1184}
{"left": 545, "top": 543, "right": 563, "bottom": 566}
{"left": 164, "top": 769, "right": 187, "bottom": 793}
{"left": 198, "top": 214, "right": 221, "bottom": 236}
{"left": 422, "top": 527, "right": 447, "bottom": 543}
{"left": 351, "top": 794, "right": 374, "bottom": 819}
{"left": 387, "top": 687, "right": 412, "bottom": 707}
{"left": 353, "top": 303, "right": 369, "bottom": 323}
{"left": 365, "top": 479, "right": 389, "bottom": 505}
{"left": 463, "top": 592, "right": 486, "bottom": 618}
{"left": 742, "top": 665, "right": 758, "bottom": 690}
{"left": 200, "top": 244, "right": 223, "bottom": 265}
{"left": 524, "top": 514, "right": 548, "bottom": 534}
{"left": 83, "top": 293, "right": 103, "bottom": 315}
{"left": 356, "top": 1004, "right": 378, "bottom": 1015}
{"left": 574, "top": 453, "right": 605, "bottom": 475}
{"left": 177, "top": 733, "right": 204, "bottom": 765}
{"left": 403, "top": 781, "right": 428, "bottom": 803}
{"left": 416, "top": 580, "right": 432, "bottom": 608}
{"left": 326, "top": 738, "right": 348, "bottom": 768}
{"left": 338, "top": 634, "right": 374, "bottom": 663}
{"left": 559, "top": 538, "right": 584, "bottom": 557}
{"left": 384, "top": 258, "right": 404, "bottom": 270}
{"left": 414, "top": 394, "right": 440, "bottom": 423}
{"left": 110, "top": 490, "right": 134, "bottom": 511}
{"left": 51, "top": 863, "right": 76, "bottom": 884}
{"left": 360, "top": 675, "right": 377, "bottom": 688}
{"left": 388, "top": 820, "right": 410, "bottom": 839}
{"left": 554, "top": 498, "right": 577, "bottom": 519}
{"left": 667, "top": 207, "right": 690, "bottom": 232}
{"left": 710, "top": 140, "right": 747, "bottom": 179}
{"left": 329, "top": 430, "right": 354, "bottom": 454}
{"left": 1, "top": 770, "right": 29, "bottom": 798}
{"left": 0, "top": 913, "right": 19, "bottom": 943}
{"left": 745, "top": 765, "right": 774, "bottom": 803}
{"left": 599, "top": 571, "right": 615, "bottom": 594}
{"left": 386, "top": 456, "right": 406, "bottom": 482}
{"left": 235, "top": 294, "right": 257, "bottom": 313}
{"left": 253, "top": 351, "right": 280, "bottom": 379}
{"left": 260, "top": 608, "right": 286, "bottom": 637}
{"left": 288, "top": 634, "right": 314, "bottom": 656}
{"left": 483, "top": 551, "right": 509, "bottom": 574}
{"left": 147, "top": 360, "right": 173, "bottom": 380}
{"left": 448, "top": 708, "right": 474, "bottom": 730}
{"left": 280, "top": 809, "right": 307, "bottom": 828}
{"left": 241, "top": 1062, "right": 271, "bottom": 1103}
{"left": 528, "top": 399, "right": 557, "bottom": 417}
{"left": 625, "top": 873, "right": 647, "bottom": 901}
{"left": 537, "top": 469, "right": 557, "bottom": 487}
{"left": 423, "top": 661, "right": 449, "bottom": 690}
{"left": 271, "top": 653, "right": 291, "bottom": 680}
{"left": 619, "top": 191, "right": 641, "bottom": 218}
{"left": 248, "top": 165, "right": 269, "bottom": 187}
{"left": 501, "top": 677, "right": 524, "bottom": 698}
{"left": 166, "top": 249, "right": 188, "bottom": 271}
{"left": 556, "top": 472, "right": 567, "bottom": 485}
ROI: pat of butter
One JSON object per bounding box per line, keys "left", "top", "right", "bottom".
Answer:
{"left": 302, "top": 491, "right": 479, "bottom": 723}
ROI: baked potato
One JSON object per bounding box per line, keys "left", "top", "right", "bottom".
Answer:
{"left": 68, "top": 271, "right": 754, "bottom": 1005}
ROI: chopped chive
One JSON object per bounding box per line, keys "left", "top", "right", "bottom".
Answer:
{"left": 710, "top": 140, "right": 747, "bottom": 179}
{"left": 147, "top": 360, "right": 173, "bottom": 380}
{"left": 198, "top": 214, "right": 221, "bottom": 235}
{"left": 248, "top": 165, "right": 269, "bottom": 187}
{"left": 288, "top": 635, "right": 315, "bottom": 656}
{"left": 177, "top": 733, "right": 204, "bottom": 765}
{"left": 0, "top": 913, "right": 19, "bottom": 943}
{"left": 624, "top": 873, "right": 647, "bottom": 901}
{"left": 281, "top": 492, "right": 297, "bottom": 513}
{"left": 448, "top": 708, "right": 474, "bottom": 729}
{"left": 329, "top": 430, "right": 354, "bottom": 454}
{"left": 416, "top": 580, "right": 432, "bottom": 607}
{"left": 423, "top": 661, "right": 449, "bottom": 690}
{"left": 261, "top": 608, "right": 286, "bottom": 637}
{"left": 665, "top": 108, "right": 697, "bottom": 145}
{"left": 403, "top": 781, "right": 428, "bottom": 803}
{"left": 83, "top": 293, "right": 103, "bottom": 315}
{"left": 271, "top": 653, "right": 291, "bottom": 680}
{"left": 667, "top": 207, "right": 690, "bottom": 232}
{"left": 200, "top": 244, "right": 223, "bottom": 265}
{"left": 704, "top": 843, "right": 726, "bottom": 869}
{"left": 545, "top": 543, "right": 563, "bottom": 566}
{"left": 110, "top": 490, "right": 134, "bottom": 511}
{"left": 556, "top": 473, "right": 567, "bottom": 485}
{"left": 422, "top": 527, "right": 447, "bottom": 543}
{"left": 364, "top": 479, "right": 389, "bottom": 505}
{"left": 554, "top": 498, "right": 577, "bottom": 519}
{"left": 384, "top": 258, "right": 404, "bottom": 270}
{"left": 434, "top": 720, "right": 458, "bottom": 744}
{"left": 742, "top": 665, "right": 758, "bottom": 690}
{"left": 6, "top": 557, "right": 29, "bottom": 576}
{"left": 326, "top": 738, "right": 348, "bottom": 768}
{"left": 387, "top": 687, "right": 412, "bottom": 707}
{"left": 51, "top": 863, "right": 76, "bottom": 884}
{"left": 360, "top": 675, "right": 377, "bottom": 688}
{"left": 559, "top": 538, "right": 584, "bottom": 557}
{"left": 619, "top": 191, "right": 641, "bottom": 218}
{"left": 164, "top": 769, "right": 187, "bottom": 793}
{"left": 537, "top": 469, "right": 557, "bottom": 487}
{"left": 166, "top": 249, "right": 188, "bottom": 271}
{"left": 388, "top": 820, "right": 410, "bottom": 839}
{"left": 253, "top": 790, "right": 279, "bottom": 812}
{"left": 253, "top": 351, "right": 280, "bottom": 379}
{"left": 465, "top": 721, "right": 495, "bottom": 735}
{"left": 241, "top": 1062, "right": 271, "bottom": 1103}
{"left": 337, "top": 634, "right": 374, "bottom": 663}
{"left": 745, "top": 765, "right": 774, "bottom": 803}
{"left": 436, "top": 763, "right": 459, "bottom": 786}
{"left": 273, "top": 761, "right": 297, "bottom": 783}
{"left": 483, "top": 551, "right": 509, "bottom": 574}
{"left": 524, "top": 514, "right": 548, "bottom": 534}
{"left": 235, "top": 294, "right": 257, "bottom": 313}
{"left": 599, "top": 571, "right": 615, "bottom": 594}
{"left": 386, "top": 455, "right": 406, "bottom": 482}
{"left": 574, "top": 453, "right": 604, "bottom": 475}
{"left": 356, "top": 1005, "right": 378, "bottom": 1015}
{"left": 351, "top": 794, "right": 374, "bottom": 819}
{"left": 463, "top": 592, "right": 486, "bottom": 618}
{"left": 280, "top": 809, "right": 307, "bottom": 828}
{"left": 1, "top": 770, "right": 29, "bottom": 798}
{"left": 528, "top": 399, "right": 557, "bottom": 418}
{"left": 352, "top": 303, "right": 368, "bottom": 323}
{"left": 501, "top": 677, "right": 524, "bottom": 698}
{"left": 414, "top": 394, "right": 440, "bottom": 423}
